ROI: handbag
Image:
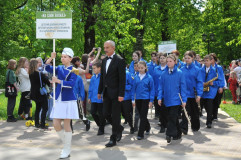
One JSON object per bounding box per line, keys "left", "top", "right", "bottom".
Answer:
{"left": 39, "top": 72, "right": 47, "bottom": 95}
{"left": 5, "top": 70, "right": 17, "bottom": 97}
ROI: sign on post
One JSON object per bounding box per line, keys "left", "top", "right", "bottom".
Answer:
{"left": 36, "top": 11, "right": 72, "bottom": 107}
{"left": 158, "top": 40, "right": 177, "bottom": 54}
{"left": 36, "top": 11, "right": 72, "bottom": 39}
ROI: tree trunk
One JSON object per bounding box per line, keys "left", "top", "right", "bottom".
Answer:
{"left": 84, "top": 0, "right": 96, "bottom": 53}
{"left": 134, "top": 0, "right": 146, "bottom": 52}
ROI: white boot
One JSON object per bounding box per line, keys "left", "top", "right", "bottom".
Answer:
{"left": 56, "top": 130, "right": 65, "bottom": 143}
{"left": 56, "top": 130, "right": 65, "bottom": 155}
{"left": 60, "top": 132, "right": 72, "bottom": 159}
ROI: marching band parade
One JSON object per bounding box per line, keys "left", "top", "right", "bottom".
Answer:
{"left": 5, "top": 39, "right": 241, "bottom": 159}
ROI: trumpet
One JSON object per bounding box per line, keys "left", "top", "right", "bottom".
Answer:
{"left": 203, "top": 74, "right": 218, "bottom": 92}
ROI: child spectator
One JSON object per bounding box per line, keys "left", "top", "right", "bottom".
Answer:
{"left": 6, "top": 59, "right": 18, "bottom": 122}
{"left": 228, "top": 71, "right": 238, "bottom": 104}
{"left": 29, "top": 58, "right": 50, "bottom": 129}
{"left": 16, "top": 57, "right": 32, "bottom": 120}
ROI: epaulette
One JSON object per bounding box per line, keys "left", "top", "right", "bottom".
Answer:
{"left": 71, "top": 67, "right": 79, "bottom": 75}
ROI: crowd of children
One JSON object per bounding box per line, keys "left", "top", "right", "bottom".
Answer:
{"left": 5, "top": 43, "right": 241, "bottom": 158}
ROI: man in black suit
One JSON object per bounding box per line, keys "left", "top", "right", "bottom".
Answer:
{"left": 98, "top": 40, "right": 126, "bottom": 147}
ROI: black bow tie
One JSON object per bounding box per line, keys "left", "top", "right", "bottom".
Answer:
{"left": 107, "top": 57, "right": 112, "bottom": 60}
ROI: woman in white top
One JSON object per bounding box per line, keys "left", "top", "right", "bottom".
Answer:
{"left": 16, "top": 57, "right": 32, "bottom": 119}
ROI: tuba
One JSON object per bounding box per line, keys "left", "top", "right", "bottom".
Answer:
{"left": 203, "top": 74, "right": 218, "bottom": 92}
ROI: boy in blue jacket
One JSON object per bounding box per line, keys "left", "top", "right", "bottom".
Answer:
{"left": 88, "top": 61, "right": 105, "bottom": 135}
{"left": 158, "top": 54, "right": 187, "bottom": 143}
{"left": 200, "top": 55, "right": 218, "bottom": 128}
{"left": 147, "top": 52, "right": 157, "bottom": 77}
{"left": 210, "top": 53, "right": 225, "bottom": 121}
{"left": 121, "top": 70, "right": 135, "bottom": 134}
{"left": 132, "top": 61, "right": 155, "bottom": 140}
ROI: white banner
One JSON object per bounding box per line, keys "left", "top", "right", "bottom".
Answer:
{"left": 36, "top": 11, "right": 72, "bottom": 39}
{"left": 158, "top": 40, "right": 177, "bottom": 53}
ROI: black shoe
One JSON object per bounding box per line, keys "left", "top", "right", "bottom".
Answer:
{"left": 166, "top": 136, "right": 171, "bottom": 143}
{"left": 40, "top": 126, "right": 48, "bottom": 130}
{"left": 192, "top": 129, "right": 199, "bottom": 132}
{"left": 159, "top": 126, "right": 165, "bottom": 133}
{"left": 207, "top": 123, "right": 212, "bottom": 128}
{"left": 130, "top": 127, "right": 135, "bottom": 134}
{"left": 26, "top": 117, "right": 32, "bottom": 120}
{"left": 7, "top": 117, "right": 17, "bottom": 122}
{"left": 173, "top": 135, "right": 182, "bottom": 140}
{"left": 137, "top": 136, "right": 144, "bottom": 140}
{"left": 116, "top": 126, "right": 124, "bottom": 142}
{"left": 105, "top": 136, "right": 116, "bottom": 147}
{"left": 85, "top": 120, "right": 90, "bottom": 131}
{"left": 181, "top": 128, "right": 187, "bottom": 135}
{"left": 35, "top": 124, "right": 41, "bottom": 128}
{"left": 145, "top": 127, "right": 151, "bottom": 135}
{"left": 97, "top": 129, "right": 104, "bottom": 135}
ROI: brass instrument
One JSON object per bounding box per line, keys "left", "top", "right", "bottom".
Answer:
{"left": 203, "top": 74, "right": 218, "bottom": 92}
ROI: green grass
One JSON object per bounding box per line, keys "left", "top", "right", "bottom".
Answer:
{"left": 0, "top": 90, "right": 240, "bottom": 123}
{"left": 220, "top": 89, "right": 241, "bottom": 123}
{"left": 0, "top": 92, "right": 36, "bottom": 120}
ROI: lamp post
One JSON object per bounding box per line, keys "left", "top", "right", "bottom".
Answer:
{"left": 202, "top": 33, "right": 215, "bottom": 54}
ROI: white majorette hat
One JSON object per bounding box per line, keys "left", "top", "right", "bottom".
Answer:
{"left": 62, "top": 48, "right": 74, "bottom": 58}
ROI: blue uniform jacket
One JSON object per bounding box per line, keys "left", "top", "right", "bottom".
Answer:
{"left": 177, "top": 59, "right": 184, "bottom": 68}
{"left": 45, "top": 65, "right": 77, "bottom": 101}
{"left": 129, "top": 58, "right": 147, "bottom": 74}
{"left": 73, "top": 75, "right": 85, "bottom": 101}
{"left": 200, "top": 66, "right": 218, "bottom": 99}
{"left": 88, "top": 73, "right": 103, "bottom": 103}
{"left": 158, "top": 65, "right": 187, "bottom": 107}
{"left": 180, "top": 63, "right": 203, "bottom": 98}
{"left": 147, "top": 61, "right": 157, "bottom": 77}
{"left": 124, "top": 71, "right": 134, "bottom": 100}
{"left": 194, "top": 60, "right": 202, "bottom": 68}
{"left": 212, "top": 63, "right": 225, "bottom": 89}
{"left": 153, "top": 65, "right": 167, "bottom": 97}
{"left": 132, "top": 73, "right": 155, "bottom": 102}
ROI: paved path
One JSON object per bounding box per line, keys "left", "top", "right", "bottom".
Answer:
{"left": 0, "top": 109, "right": 241, "bottom": 160}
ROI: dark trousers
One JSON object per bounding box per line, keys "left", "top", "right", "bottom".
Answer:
{"left": 7, "top": 96, "right": 16, "bottom": 118}
{"left": 166, "top": 105, "right": 181, "bottom": 137}
{"left": 213, "top": 91, "right": 223, "bottom": 119}
{"left": 103, "top": 94, "right": 122, "bottom": 137}
{"left": 18, "top": 91, "right": 31, "bottom": 115}
{"left": 154, "top": 97, "right": 161, "bottom": 118}
{"left": 34, "top": 98, "right": 48, "bottom": 127}
{"left": 121, "top": 100, "right": 133, "bottom": 128}
{"left": 136, "top": 99, "right": 150, "bottom": 137}
{"left": 91, "top": 103, "right": 105, "bottom": 130}
{"left": 202, "top": 98, "right": 213, "bottom": 125}
{"left": 180, "top": 98, "right": 200, "bottom": 132}
{"left": 159, "top": 102, "right": 168, "bottom": 128}
{"left": 133, "top": 106, "right": 140, "bottom": 130}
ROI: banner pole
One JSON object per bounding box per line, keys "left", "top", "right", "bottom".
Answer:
{"left": 53, "top": 39, "right": 56, "bottom": 107}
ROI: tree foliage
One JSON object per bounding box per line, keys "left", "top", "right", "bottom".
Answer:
{"left": 0, "top": 0, "right": 240, "bottom": 87}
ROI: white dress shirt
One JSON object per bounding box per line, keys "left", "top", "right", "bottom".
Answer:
{"left": 106, "top": 53, "right": 115, "bottom": 73}
{"left": 206, "top": 67, "right": 210, "bottom": 73}
{"left": 139, "top": 73, "right": 146, "bottom": 80}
